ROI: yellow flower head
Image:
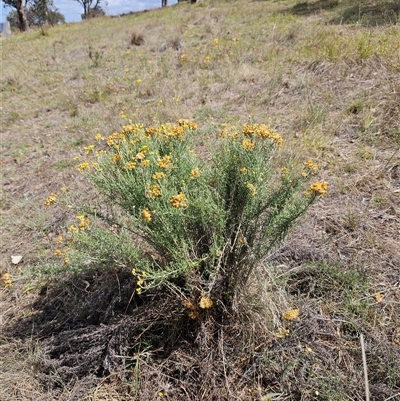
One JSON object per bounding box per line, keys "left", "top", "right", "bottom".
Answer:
{"left": 141, "top": 209, "right": 152, "bottom": 222}
{"left": 157, "top": 155, "right": 173, "bottom": 169}
{"left": 146, "top": 184, "right": 161, "bottom": 199}
{"left": 182, "top": 300, "right": 196, "bottom": 310}
{"left": 112, "top": 154, "right": 121, "bottom": 164}
{"left": 373, "top": 292, "right": 382, "bottom": 303}
{"left": 135, "top": 151, "right": 146, "bottom": 161}
{"left": 2, "top": 273, "right": 12, "bottom": 288}
{"left": 106, "top": 132, "right": 125, "bottom": 147}
{"left": 145, "top": 126, "right": 158, "bottom": 136}
{"left": 68, "top": 225, "right": 78, "bottom": 233}
{"left": 125, "top": 161, "right": 136, "bottom": 170}
{"left": 77, "top": 161, "right": 90, "bottom": 172}
{"left": 303, "top": 160, "right": 318, "bottom": 171}
{"left": 152, "top": 172, "right": 166, "bottom": 180}
{"left": 189, "top": 168, "right": 200, "bottom": 179}
{"left": 275, "top": 327, "right": 290, "bottom": 338}
{"left": 177, "top": 119, "right": 198, "bottom": 130}
{"left": 241, "top": 138, "right": 255, "bottom": 151}
{"left": 309, "top": 181, "right": 328, "bottom": 196}
{"left": 78, "top": 218, "right": 90, "bottom": 230}
{"left": 169, "top": 193, "right": 188, "bottom": 208}
{"left": 44, "top": 193, "right": 57, "bottom": 206}
{"left": 283, "top": 308, "right": 300, "bottom": 320}
{"left": 246, "top": 183, "right": 257, "bottom": 196}
{"left": 82, "top": 144, "right": 94, "bottom": 155}
{"left": 140, "top": 159, "right": 150, "bottom": 168}
{"left": 199, "top": 293, "right": 213, "bottom": 309}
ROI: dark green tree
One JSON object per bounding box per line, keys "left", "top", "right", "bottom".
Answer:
{"left": 73, "top": 0, "right": 104, "bottom": 19}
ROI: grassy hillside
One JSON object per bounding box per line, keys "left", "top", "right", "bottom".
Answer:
{"left": 1, "top": 0, "right": 399, "bottom": 399}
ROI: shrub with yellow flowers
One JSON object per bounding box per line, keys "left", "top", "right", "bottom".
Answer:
{"left": 50, "top": 119, "right": 326, "bottom": 317}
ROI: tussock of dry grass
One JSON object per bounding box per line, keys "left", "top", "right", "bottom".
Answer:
{"left": 1, "top": 0, "right": 399, "bottom": 399}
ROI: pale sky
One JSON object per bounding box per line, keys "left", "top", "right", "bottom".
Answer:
{"left": 1, "top": 0, "right": 178, "bottom": 23}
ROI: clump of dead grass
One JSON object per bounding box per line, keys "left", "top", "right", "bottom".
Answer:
{"left": 130, "top": 31, "right": 145, "bottom": 46}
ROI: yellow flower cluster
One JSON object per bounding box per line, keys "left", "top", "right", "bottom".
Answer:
{"left": 189, "top": 168, "right": 200, "bottom": 179}
{"left": 141, "top": 208, "right": 152, "bottom": 222}
{"left": 373, "top": 292, "right": 382, "bottom": 303}
{"left": 121, "top": 123, "right": 143, "bottom": 136}
{"left": 77, "top": 215, "right": 90, "bottom": 230}
{"left": 105, "top": 121, "right": 198, "bottom": 152}
{"left": 54, "top": 247, "right": 70, "bottom": 265}
{"left": 124, "top": 161, "right": 136, "bottom": 171}
{"left": 309, "top": 181, "right": 328, "bottom": 196}
{"left": 152, "top": 172, "right": 166, "bottom": 181}
{"left": 303, "top": 160, "right": 318, "bottom": 170}
{"left": 81, "top": 144, "right": 94, "bottom": 155}
{"left": 77, "top": 161, "right": 90, "bottom": 172}
{"left": 242, "top": 123, "right": 283, "bottom": 147}
{"left": 135, "top": 151, "right": 146, "bottom": 161}
{"left": 67, "top": 224, "right": 77, "bottom": 233}
{"left": 145, "top": 126, "right": 158, "bottom": 136}
{"left": 2, "top": 272, "right": 12, "bottom": 288}
{"left": 157, "top": 155, "right": 173, "bottom": 169}
{"left": 106, "top": 132, "right": 125, "bottom": 147}
{"left": 282, "top": 308, "right": 300, "bottom": 320}
{"left": 112, "top": 154, "right": 121, "bottom": 164}
{"left": 246, "top": 183, "right": 257, "bottom": 196}
{"left": 44, "top": 193, "right": 57, "bottom": 206}
{"left": 241, "top": 138, "right": 255, "bottom": 151}
{"left": 177, "top": 119, "right": 198, "bottom": 130}
{"left": 199, "top": 293, "right": 213, "bottom": 309}
{"left": 131, "top": 268, "right": 146, "bottom": 294}
{"left": 146, "top": 184, "right": 161, "bottom": 199}
{"left": 54, "top": 248, "right": 69, "bottom": 256}
{"left": 275, "top": 327, "right": 290, "bottom": 338}
{"left": 182, "top": 299, "right": 198, "bottom": 319}
{"left": 170, "top": 193, "right": 188, "bottom": 208}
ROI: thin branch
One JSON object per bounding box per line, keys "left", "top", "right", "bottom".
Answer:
{"left": 360, "top": 333, "right": 370, "bottom": 401}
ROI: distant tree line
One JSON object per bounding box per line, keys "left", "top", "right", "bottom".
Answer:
{"left": 75, "top": 0, "right": 106, "bottom": 20}
{"left": 163, "top": 0, "right": 197, "bottom": 7}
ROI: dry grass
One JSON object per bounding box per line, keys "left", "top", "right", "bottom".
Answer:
{"left": 130, "top": 31, "right": 145, "bottom": 46}
{"left": 1, "top": 0, "right": 399, "bottom": 399}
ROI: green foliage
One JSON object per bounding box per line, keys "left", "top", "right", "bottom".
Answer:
{"left": 54, "top": 120, "right": 327, "bottom": 316}
{"left": 6, "top": 1, "right": 65, "bottom": 30}
{"left": 88, "top": 45, "right": 103, "bottom": 67}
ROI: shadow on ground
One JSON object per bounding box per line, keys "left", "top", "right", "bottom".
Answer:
{"left": 6, "top": 268, "right": 193, "bottom": 384}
